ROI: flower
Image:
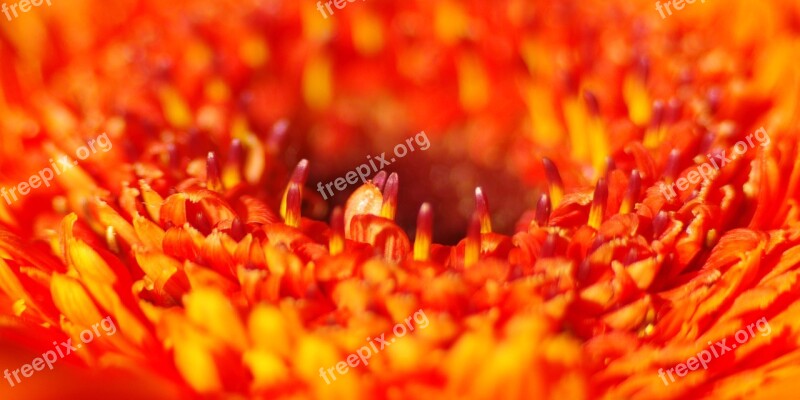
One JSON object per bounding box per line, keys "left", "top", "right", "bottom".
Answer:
{"left": 1, "top": 0, "right": 800, "bottom": 399}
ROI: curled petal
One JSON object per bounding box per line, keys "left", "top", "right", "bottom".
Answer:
{"left": 349, "top": 214, "right": 411, "bottom": 263}
{"left": 344, "top": 182, "right": 383, "bottom": 239}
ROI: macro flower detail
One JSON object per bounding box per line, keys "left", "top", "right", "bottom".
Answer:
{"left": 1, "top": 0, "right": 800, "bottom": 399}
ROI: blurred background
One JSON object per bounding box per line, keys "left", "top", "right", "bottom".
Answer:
{"left": 2, "top": 0, "right": 798, "bottom": 242}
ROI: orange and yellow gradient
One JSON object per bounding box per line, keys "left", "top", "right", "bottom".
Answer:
{"left": 1, "top": 0, "right": 800, "bottom": 399}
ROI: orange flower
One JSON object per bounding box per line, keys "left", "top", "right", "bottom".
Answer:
{"left": 1, "top": 0, "right": 800, "bottom": 399}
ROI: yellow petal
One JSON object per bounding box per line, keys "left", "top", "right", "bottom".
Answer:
{"left": 184, "top": 288, "right": 248, "bottom": 352}
{"left": 50, "top": 274, "right": 106, "bottom": 329}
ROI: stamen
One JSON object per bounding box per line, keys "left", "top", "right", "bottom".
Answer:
{"left": 590, "top": 235, "right": 605, "bottom": 256}
{"left": 576, "top": 259, "right": 590, "bottom": 284}
{"left": 475, "top": 187, "right": 492, "bottom": 233}
{"left": 373, "top": 170, "right": 388, "bottom": 191}
{"left": 413, "top": 203, "right": 432, "bottom": 261}
{"left": 664, "top": 149, "right": 681, "bottom": 182}
{"left": 643, "top": 100, "right": 665, "bottom": 148}
{"left": 280, "top": 159, "right": 309, "bottom": 219}
{"left": 707, "top": 87, "right": 721, "bottom": 115}
{"left": 588, "top": 178, "right": 607, "bottom": 229}
{"left": 650, "top": 100, "right": 665, "bottom": 130}
{"left": 620, "top": 169, "right": 641, "bottom": 214}
{"left": 636, "top": 55, "right": 650, "bottom": 83}
{"left": 194, "top": 212, "right": 211, "bottom": 235}
{"left": 583, "top": 90, "right": 610, "bottom": 175}
{"left": 624, "top": 57, "right": 652, "bottom": 126}
{"left": 380, "top": 172, "right": 399, "bottom": 220}
{"left": 542, "top": 157, "right": 564, "bottom": 208}
{"left": 541, "top": 232, "right": 557, "bottom": 258}
{"left": 231, "top": 217, "right": 245, "bottom": 241}
{"left": 699, "top": 130, "right": 716, "bottom": 155}
{"left": 583, "top": 90, "right": 600, "bottom": 117}
{"left": 605, "top": 156, "right": 616, "bottom": 180}
{"left": 330, "top": 206, "right": 344, "bottom": 255}
{"left": 652, "top": 210, "right": 669, "bottom": 238}
{"left": 206, "top": 152, "right": 222, "bottom": 192}
{"left": 267, "top": 119, "right": 289, "bottom": 152}
{"left": 284, "top": 184, "right": 301, "bottom": 228}
{"left": 625, "top": 247, "right": 639, "bottom": 265}
{"left": 534, "top": 193, "right": 551, "bottom": 226}
{"left": 222, "top": 138, "right": 243, "bottom": 188}
{"left": 465, "top": 212, "right": 480, "bottom": 268}
{"left": 665, "top": 98, "right": 681, "bottom": 125}
{"left": 289, "top": 159, "right": 310, "bottom": 185}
